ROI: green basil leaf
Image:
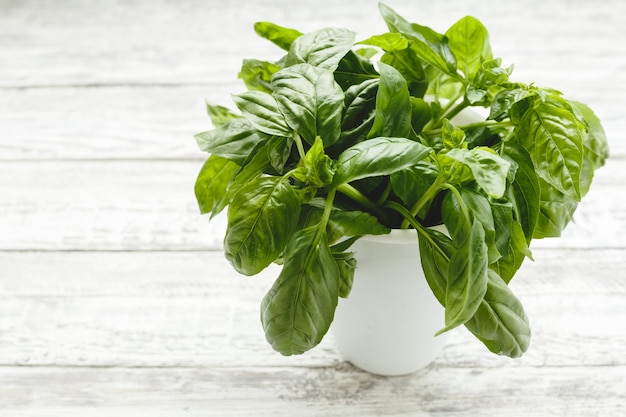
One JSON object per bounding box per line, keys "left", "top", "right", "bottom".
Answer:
{"left": 445, "top": 16, "right": 492, "bottom": 81}
{"left": 301, "top": 200, "right": 390, "bottom": 242}
{"left": 444, "top": 147, "right": 511, "bottom": 199}
{"left": 463, "top": 269, "right": 531, "bottom": 358}
{"left": 334, "top": 50, "right": 379, "bottom": 90}
{"left": 254, "top": 21, "right": 303, "bottom": 51}
{"left": 271, "top": 63, "right": 344, "bottom": 146}
{"left": 409, "top": 97, "right": 432, "bottom": 134}
{"left": 225, "top": 177, "right": 301, "bottom": 276}
{"left": 285, "top": 27, "right": 356, "bottom": 71}
{"left": 292, "top": 137, "right": 336, "bottom": 187}
{"left": 238, "top": 59, "right": 282, "bottom": 93}
{"left": 332, "top": 78, "right": 379, "bottom": 153}
{"left": 492, "top": 220, "right": 532, "bottom": 284}
{"left": 334, "top": 137, "right": 431, "bottom": 185}
{"left": 232, "top": 91, "right": 292, "bottom": 136}
{"left": 378, "top": 3, "right": 456, "bottom": 75}
{"left": 335, "top": 253, "right": 357, "bottom": 298}
{"left": 368, "top": 62, "right": 412, "bottom": 139}
{"left": 502, "top": 143, "right": 540, "bottom": 242}
{"left": 418, "top": 228, "right": 454, "bottom": 306}
{"left": 516, "top": 99, "right": 585, "bottom": 200}
{"left": 261, "top": 227, "right": 340, "bottom": 355}
{"left": 489, "top": 87, "right": 534, "bottom": 121}
{"left": 194, "top": 118, "right": 271, "bottom": 165}
{"left": 438, "top": 217, "right": 489, "bottom": 334}
{"left": 205, "top": 102, "right": 242, "bottom": 127}
{"left": 380, "top": 50, "right": 428, "bottom": 98}
{"left": 194, "top": 155, "right": 240, "bottom": 217}
{"left": 359, "top": 32, "right": 409, "bottom": 51}
{"left": 390, "top": 161, "right": 438, "bottom": 218}
{"left": 441, "top": 119, "right": 466, "bottom": 150}
{"left": 533, "top": 178, "right": 578, "bottom": 239}
{"left": 571, "top": 101, "right": 609, "bottom": 196}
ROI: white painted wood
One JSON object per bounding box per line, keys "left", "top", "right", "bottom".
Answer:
{"left": 0, "top": 366, "right": 625, "bottom": 416}
{"left": 1, "top": 0, "right": 625, "bottom": 414}
{"left": 0, "top": 158, "right": 622, "bottom": 250}
{"left": 0, "top": 250, "right": 624, "bottom": 370}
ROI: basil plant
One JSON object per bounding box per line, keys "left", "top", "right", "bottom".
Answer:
{"left": 194, "top": 3, "right": 609, "bottom": 358}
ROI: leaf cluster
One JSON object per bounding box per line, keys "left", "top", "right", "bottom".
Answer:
{"left": 194, "top": 4, "right": 609, "bottom": 358}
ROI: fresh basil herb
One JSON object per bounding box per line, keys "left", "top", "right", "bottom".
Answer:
{"left": 195, "top": 4, "right": 608, "bottom": 358}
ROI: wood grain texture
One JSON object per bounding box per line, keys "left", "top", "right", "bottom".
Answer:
{"left": 0, "top": 158, "right": 622, "bottom": 250}
{"left": 2, "top": 0, "right": 626, "bottom": 415}
{"left": 0, "top": 250, "right": 624, "bottom": 370}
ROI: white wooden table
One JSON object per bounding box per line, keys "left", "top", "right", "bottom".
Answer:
{"left": 1, "top": 0, "right": 625, "bottom": 415}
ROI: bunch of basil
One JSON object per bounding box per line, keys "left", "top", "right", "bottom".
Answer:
{"left": 195, "top": 3, "right": 609, "bottom": 358}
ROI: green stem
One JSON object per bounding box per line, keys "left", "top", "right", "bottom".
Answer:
{"left": 384, "top": 200, "right": 450, "bottom": 262}
{"left": 375, "top": 180, "right": 393, "bottom": 206}
{"left": 441, "top": 183, "right": 470, "bottom": 222}
{"left": 293, "top": 132, "right": 306, "bottom": 160}
{"left": 401, "top": 179, "right": 443, "bottom": 229}
{"left": 336, "top": 183, "right": 380, "bottom": 213}
{"left": 441, "top": 98, "right": 470, "bottom": 123}
{"left": 312, "top": 187, "right": 337, "bottom": 246}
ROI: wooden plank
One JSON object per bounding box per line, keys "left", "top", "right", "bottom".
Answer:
{"left": 0, "top": 366, "right": 624, "bottom": 416}
{"left": 0, "top": 84, "right": 622, "bottom": 161}
{"left": 1, "top": 0, "right": 624, "bottom": 87}
{"left": 0, "top": 250, "right": 624, "bottom": 369}
{"left": 0, "top": 158, "right": 623, "bottom": 251}
{"left": 0, "top": 86, "right": 235, "bottom": 161}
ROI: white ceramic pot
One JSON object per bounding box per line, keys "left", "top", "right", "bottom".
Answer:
{"left": 331, "top": 229, "right": 447, "bottom": 376}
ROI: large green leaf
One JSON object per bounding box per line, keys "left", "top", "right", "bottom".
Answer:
{"left": 224, "top": 177, "right": 300, "bottom": 276}
{"left": 463, "top": 269, "right": 531, "bottom": 358}
{"left": 284, "top": 27, "right": 356, "bottom": 71}
{"left": 334, "top": 50, "right": 379, "bottom": 90}
{"left": 231, "top": 91, "right": 292, "bottom": 137}
{"left": 378, "top": 3, "right": 457, "bottom": 75}
{"left": 194, "top": 118, "right": 270, "bottom": 165}
{"left": 444, "top": 147, "right": 511, "bottom": 199}
{"left": 445, "top": 16, "right": 492, "bottom": 81}
{"left": 271, "top": 64, "right": 345, "bottom": 146}
{"left": 418, "top": 228, "right": 454, "bottom": 305}
{"left": 439, "top": 216, "right": 489, "bottom": 334}
{"left": 261, "top": 227, "right": 340, "bottom": 355}
{"left": 332, "top": 78, "right": 379, "bottom": 153}
{"left": 194, "top": 155, "right": 240, "bottom": 217}
{"left": 368, "top": 62, "right": 412, "bottom": 139}
{"left": 492, "top": 220, "right": 532, "bottom": 283}
{"left": 571, "top": 101, "right": 609, "bottom": 196}
{"left": 334, "top": 137, "right": 431, "bottom": 185}
{"left": 254, "top": 21, "right": 302, "bottom": 51}
{"left": 517, "top": 100, "right": 585, "bottom": 200}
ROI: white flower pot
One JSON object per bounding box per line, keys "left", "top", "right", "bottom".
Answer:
{"left": 331, "top": 229, "right": 447, "bottom": 376}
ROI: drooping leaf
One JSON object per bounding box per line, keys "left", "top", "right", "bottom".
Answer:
{"left": 194, "top": 155, "right": 240, "bottom": 217}
{"left": 272, "top": 63, "right": 345, "bottom": 146}
{"left": 224, "top": 177, "right": 300, "bottom": 276}
{"left": 492, "top": 220, "right": 532, "bottom": 284}
{"left": 334, "top": 137, "right": 431, "bottom": 185}
{"left": 254, "top": 21, "right": 303, "bottom": 51}
{"left": 335, "top": 253, "right": 357, "bottom": 298}
{"left": 445, "top": 16, "right": 492, "bottom": 81}
{"left": 205, "top": 102, "right": 242, "bottom": 127}
{"left": 502, "top": 143, "right": 540, "bottom": 242}
{"left": 439, "top": 217, "right": 489, "bottom": 334}
{"left": 238, "top": 59, "right": 282, "bottom": 93}
{"left": 532, "top": 178, "right": 578, "bottom": 239}
{"left": 463, "top": 269, "right": 531, "bottom": 358}
{"left": 231, "top": 91, "right": 292, "bottom": 136}
{"left": 194, "top": 118, "right": 271, "bottom": 165}
{"left": 368, "top": 62, "right": 412, "bottom": 138}
{"left": 261, "top": 227, "right": 340, "bottom": 355}
{"left": 285, "top": 27, "right": 356, "bottom": 71}
{"left": 418, "top": 228, "right": 454, "bottom": 305}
